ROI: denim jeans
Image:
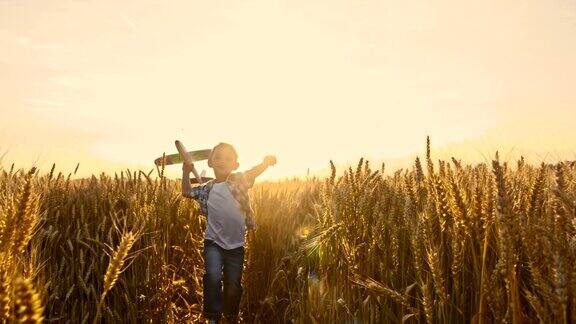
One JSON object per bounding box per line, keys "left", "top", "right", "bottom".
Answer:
{"left": 203, "top": 239, "right": 245, "bottom": 321}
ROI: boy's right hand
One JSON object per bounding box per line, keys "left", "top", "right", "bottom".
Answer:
{"left": 182, "top": 161, "right": 195, "bottom": 173}
{"left": 263, "top": 155, "right": 277, "bottom": 167}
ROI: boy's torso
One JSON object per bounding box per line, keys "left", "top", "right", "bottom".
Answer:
{"left": 193, "top": 172, "right": 253, "bottom": 217}
{"left": 205, "top": 182, "right": 246, "bottom": 250}
{"left": 191, "top": 172, "right": 254, "bottom": 250}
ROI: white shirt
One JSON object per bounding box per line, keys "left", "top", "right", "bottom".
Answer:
{"left": 205, "top": 182, "right": 247, "bottom": 249}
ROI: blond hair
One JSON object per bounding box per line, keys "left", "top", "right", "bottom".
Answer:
{"left": 211, "top": 142, "right": 238, "bottom": 161}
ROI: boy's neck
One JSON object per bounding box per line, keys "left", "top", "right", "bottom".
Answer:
{"left": 214, "top": 172, "right": 231, "bottom": 183}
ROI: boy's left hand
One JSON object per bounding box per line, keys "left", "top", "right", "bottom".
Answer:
{"left": 246, "top": 216, "right": 257, "bottom": 231}
{"left": 263, "top": 155, "right": 277, "bottom": 167}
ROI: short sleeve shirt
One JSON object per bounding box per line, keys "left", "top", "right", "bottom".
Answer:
{"left": 204, "top": 182, "right": 246, "bottom": 249}
{"left": 188, "top": 172, "right": 256, "bottom": 249}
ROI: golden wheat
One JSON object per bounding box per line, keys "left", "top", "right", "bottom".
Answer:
{"left": 0, "top": 139, "right": 575, "bottom": 322}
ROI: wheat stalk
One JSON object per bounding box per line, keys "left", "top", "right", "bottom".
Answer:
{"left": 94, "top": 231, "right": 136, "bottom": 324}
{"left": 13, "top": 277, "right": 44, "bottom": 324}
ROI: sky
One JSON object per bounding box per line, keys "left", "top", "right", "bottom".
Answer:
{"left": 1, "top": 0, "right": 575, "bottom": 180}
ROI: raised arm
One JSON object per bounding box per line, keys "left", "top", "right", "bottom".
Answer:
{"left": 182, "top": 162, "right": 203, "bottom": 197}
{"left": 244, "top": 155, "right": 276, "bottom": 185}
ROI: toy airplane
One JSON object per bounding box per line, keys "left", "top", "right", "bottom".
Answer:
{"left": 154, "top": 140, "right": 213, "bottom": 183}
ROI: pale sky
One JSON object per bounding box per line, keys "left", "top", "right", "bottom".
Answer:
{"left": 1, "top": 0, "right": 575, "bottom": 180}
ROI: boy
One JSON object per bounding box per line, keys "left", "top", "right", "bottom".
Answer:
{"left": 181, "top": 142, "right": 276, "bottom": 323}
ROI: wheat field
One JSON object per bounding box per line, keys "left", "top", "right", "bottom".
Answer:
{"left": 1, "top": 138, "right": 575, "bottom": 323}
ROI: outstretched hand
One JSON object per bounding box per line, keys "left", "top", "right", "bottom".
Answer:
{"left": 263, "top": 155, "right": 277, "bottom": 167}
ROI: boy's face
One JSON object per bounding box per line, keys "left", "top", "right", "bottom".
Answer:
{"left": 209, "top": 146, "right": 239, "bottom": 175}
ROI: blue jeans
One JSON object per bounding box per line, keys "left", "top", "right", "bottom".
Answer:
{"left": 203, "top": 239, "right": 245, "bottom": 321}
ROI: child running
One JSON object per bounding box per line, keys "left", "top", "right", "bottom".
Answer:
{"left": 181, "top": 142, "right": 276, "bottom": 323}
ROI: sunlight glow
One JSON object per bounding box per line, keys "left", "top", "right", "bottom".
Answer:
{"left": 1, "top": 0, "right": 575, "bottom": 179}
